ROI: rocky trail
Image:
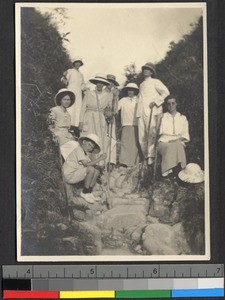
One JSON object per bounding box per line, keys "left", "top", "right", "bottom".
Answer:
{"left": 22, "top": 164, "right": 204, "bottom": 257}
{"left": 62, "top": 165, "right": 204, "bottom": 256}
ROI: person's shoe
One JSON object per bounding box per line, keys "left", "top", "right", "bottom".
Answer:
{"left": 80, "top": 192, "right": 94, "bottom": 204}
{"left": 90, "top": 193, "right": 101, "bottom": 201}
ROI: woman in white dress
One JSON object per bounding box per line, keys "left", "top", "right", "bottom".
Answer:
{"left": 61, "top": 57, "right": 86, "bottom": 137}
{"left": 158, "top": 95, "right": 190, "bottom": 177}
{"left": 118, "top": 83, "right": 141, "bottom": 167}
{"left": 48, "top": 88, "right": 79, "bottom": 160}
{"left": 79, "top": 75, "right": 115, "bottom": 166}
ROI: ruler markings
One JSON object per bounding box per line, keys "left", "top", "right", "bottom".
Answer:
{"left": 2, "top": 264, "right": 224, "bottom": 279}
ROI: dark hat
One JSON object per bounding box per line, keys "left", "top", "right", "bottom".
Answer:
{"left": 54, "top": 88, "right": 75, "bottom": 107}
{"left": 73, "top": 56, "right": 83, "bottom": 66}
{"left": 107, "top": 74, "right": 119, "bottom": 86}
{"left": 141, "top": 62, "right": 156, "bottom": 76}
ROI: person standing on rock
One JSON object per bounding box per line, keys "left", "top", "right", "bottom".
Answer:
{"left": 63, "top": 133, "right": 107, "bottom": 204}
{"left": 79, "top": 74, "right": 114, "bottom": 167}
{"left": 158, "top": 95, "right": 190, "bottom": 178}
{"left": 137, "top": 62, "right": 169, "bottom": 166}
{"left": 61, "top": 56, "right": 86, "bottom": 138}
{"left": 104, "top": 74, "right": 120, "bottom": 168}
{"left": 118, "top": 83, "right": 141, "bottom": 167}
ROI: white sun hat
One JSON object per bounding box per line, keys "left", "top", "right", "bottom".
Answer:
{"left": 79, "top": 133, "right": 101, "bottom": 154}
{"left": 178, "top": 163, "right": 204, "bottom": 183}
{"left": 89, "top": 74, "right": 110, "bottom": 86}
{"left": 122, "top": 83, "right": 139, "bottom": 95}
{"left": 54, "top": 88, "right": 75, "bottom": 107}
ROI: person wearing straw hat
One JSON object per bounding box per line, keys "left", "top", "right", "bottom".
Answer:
{"left": 118, "top": 83, "right": 142, "bottom": 167}
{"left": 104, "top": 74, "right": 120, "bottom": 168}
{"left": 137, "top": 62, "right": 169, "bottom": 166}
{"left": 48, "top": 88, "right": 79, "bottom": 160}
{"left": 63, "top": 133, "right": 107, "bottom": 204}
{"left": 79, "top": 74, "right": 115, "bottom": 166}
{"left": 61, "top": 56, "right": 86, "bottom": 137}
{"left": 158, "top": 95, "right": 190, "bottom": 178}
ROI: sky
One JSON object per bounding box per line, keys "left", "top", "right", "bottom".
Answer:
{"left": 38, "top": 3, "right": 203, "bottom": 87}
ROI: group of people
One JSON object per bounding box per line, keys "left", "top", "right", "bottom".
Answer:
{"left": 48, "top": 57, "right": 204, "bottom": 204}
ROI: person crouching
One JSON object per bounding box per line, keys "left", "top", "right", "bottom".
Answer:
{"left": 63, "top": 133, "right": 107, "bottom": 203}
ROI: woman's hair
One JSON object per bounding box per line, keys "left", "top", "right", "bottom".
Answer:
{"left": 126, "top": 88, "right": 139, "bottom": 96}
{"left": 58, "top": 92, "right": 71, "bottom": 103}
{"left": 164, "top": 94, "right": 178, "bottom": 104}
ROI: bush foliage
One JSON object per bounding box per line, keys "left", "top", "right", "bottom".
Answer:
{"left": 21, "top": 8, "right": 72, "bottom": 252}
{"left": 124, "top": 17, "right": 204, "bottom": 166}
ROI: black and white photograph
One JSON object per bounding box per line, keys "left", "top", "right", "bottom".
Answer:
{"left": 16, "top": 2, "right": 210, "bottom": 261}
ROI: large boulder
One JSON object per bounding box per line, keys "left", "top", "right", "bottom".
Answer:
{"left": 148, "top": 179, "right": 178, "bottom": 218}
{"left": 98, "top": 205, "right": 147, "bottom": 231}
{"left": 72, "top": 221, "right": 102, "bottom": 255}
{"left": 110, "top": 196, "right": 149, "bottom": 210}
{"left": 142, "top": 223, "right": 191, "bottom": 255}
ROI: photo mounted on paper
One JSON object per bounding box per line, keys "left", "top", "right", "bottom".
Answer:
{"left": 16, "top": 2, "right": 210, "bottom": 261}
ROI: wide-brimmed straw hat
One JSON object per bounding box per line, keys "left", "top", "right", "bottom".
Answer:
{"left": 54, "top": 88, "right": 75, "bottom": 107}
{"left": 178, "top": 163, "right": 204, "bottom": 183}
{"left": 89, "top": 74, "right": 110, "bottom": 86}
{"left": 141, "top": 62, "right": 156, "bottom": 76}
{"left": 73, "top": 56, "right": 83, "bottom": 66}
{"left": 122, "top": 83, "right": 139, "bottom": 95}
{"left": 79, "top": 133, "right": 101, "bottom": 154}
{"left": 107, "top": 74, "right": 119, "bottom": 86}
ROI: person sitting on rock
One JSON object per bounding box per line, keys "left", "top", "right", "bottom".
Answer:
{"left": 63, "top": 133, "right": 107, "bottom": 204}
{"left": 158, "top": 95, "right": 190, "bottom": 178}
{"left": 48, "top": 88, "right": 79, "bottom": 160}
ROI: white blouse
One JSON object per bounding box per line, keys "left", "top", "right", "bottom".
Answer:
{"left": 118, "top": 96, "right": 138, "bottom": 126}
{"left": 159, "top": 112, "right": 190, "bottom": 143}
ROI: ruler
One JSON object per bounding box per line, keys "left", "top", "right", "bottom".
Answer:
{"left": 2, "top": 264, "right": 224, "bottom": 298}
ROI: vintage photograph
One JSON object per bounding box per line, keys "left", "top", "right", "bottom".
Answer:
{"left": 16, "top": 2, "right": 210, "bottom": 261}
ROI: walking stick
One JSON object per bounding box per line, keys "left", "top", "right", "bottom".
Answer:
{"left": 153, "top": 114, "right": 163, "bottom": 182}
{"left": 137, "top": 107, "right": 153, "bottom": 191}
{"left": 95, "top": 91, "right": 111, "bottom": 209}
{"left": 105, "top": 95, "right": 117, "bottom": 209}
{"left": 57, "top": 140, "right": 70, "bottom": 220}
{"left": 95, "top": 91, "right": 107, "bottom": 166}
